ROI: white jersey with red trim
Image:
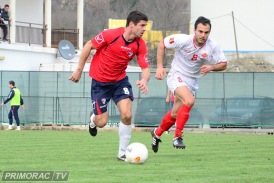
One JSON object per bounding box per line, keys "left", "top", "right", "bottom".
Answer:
{"left": 164, "top": 34, "right": 227, "bottom": 79}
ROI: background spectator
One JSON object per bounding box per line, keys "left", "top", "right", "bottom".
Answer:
{"left": 0, "top": 4, "right": 11, "bottom": 41}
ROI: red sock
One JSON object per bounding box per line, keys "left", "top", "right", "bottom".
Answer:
{"left": 175, "top": 104, "right": 192, "bottom": 138}
{"left": 155, "top": 111, "right": 176, "bottom": 137}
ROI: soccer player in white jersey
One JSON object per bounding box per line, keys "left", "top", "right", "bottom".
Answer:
{"left": 151, "top": 16, "right": 228, "bottom": 153}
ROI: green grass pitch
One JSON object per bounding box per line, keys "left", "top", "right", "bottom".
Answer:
{"left": 0, "top": 130, "right": 273, "bottom": 183}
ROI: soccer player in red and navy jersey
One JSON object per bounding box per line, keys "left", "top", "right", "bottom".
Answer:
{"left": 69, "top": 11, "right": 150, "bottom": 161}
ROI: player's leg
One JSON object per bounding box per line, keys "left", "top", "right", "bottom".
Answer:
{"left": 12, "top": 106, "right": 21, "bottom": 130}
{"left": 165, "top": 98, "right": 175, "bottom": 135}
{"left": 116, "top": 98, "right": 132, "bottom": 161}
{"left": 89, "top": 112, "right": 108, "bottom": 137}
{"left": 173, "top": 85, "right": 194, "bottom": 149}
{"left": 88, "top": 79, "right": 112, "bottom": 137}
{"left": 8, "top": 108, "right": 13, "bottom": 130}
{"left": 2, "top": 25, "right": 8, "bottom": 41}
{"left": 151, "top": 74, "right": 179, "bottom": 153}
{"left": 154, "top": 98, "right": 181, "bottom": 137}
{"left": 0, "top": 24, "right": 4, "bottom": 39}
{"left": 92, "top": 112, "right": 109, "bottom": 128}
{"left": 113, "top": 76, "right": 134, "bottom": 161}
{"left": 152, "top": 109, "right": 177, "bottom": 152}
{"left": 151, "top": 100, "right": 180, "bottom": 153}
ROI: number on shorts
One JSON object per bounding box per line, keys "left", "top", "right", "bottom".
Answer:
{"left": 123, "top": 87, "right": 130, "bottom": 95}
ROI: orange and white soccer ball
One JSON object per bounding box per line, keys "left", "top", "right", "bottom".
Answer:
{"left": 126, "top": 142, "right": 148, "bottom": 164}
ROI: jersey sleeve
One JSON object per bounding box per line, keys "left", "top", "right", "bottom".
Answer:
{"left": 136, "top": 39, "right": 149, "bottom": 69}
{"left": 20, "top": 96, "right": 24, "bottom": 105}
{"left": 210, "top": 44, "right": 228, "bottom": 64}
{"left": 4, "top": 90, "right": 14, "bottom": 104}
{"left": 91, "top": 29, "right": 114, "bottom": 50}
{"left": 163, "top": 34, "right": 189, "bottom": 50}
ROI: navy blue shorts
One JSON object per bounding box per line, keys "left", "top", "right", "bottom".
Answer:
{"left": 91, "top": 76, "right": 134, "bottom": 115}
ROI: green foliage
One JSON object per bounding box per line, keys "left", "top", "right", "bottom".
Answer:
{"left": 0, "top": 131, "right": 273, "bottom": 183}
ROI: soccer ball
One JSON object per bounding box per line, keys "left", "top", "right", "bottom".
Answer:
{"left": 125, "top": 142, "right": 148, "bottom": 164}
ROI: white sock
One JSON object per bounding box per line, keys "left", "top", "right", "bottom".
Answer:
{"left": 8, "top": 125, "right": 12, "bottom": 130}
{"left": 89, "top": 113, "right": 96, "bottom": 128}
{"left": 16, "top": 126, "right": 21, "bottom": 130}
{"left": 118, "top": 122, "right": 132, "bottom": 157}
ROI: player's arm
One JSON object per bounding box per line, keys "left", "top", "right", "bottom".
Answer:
{"left": 136, "top": 41, "right": 150, "bottom": 94}
{"left": 136, "top": 62, "right": 150, "bottom": 93}
{"left": 200, "top": 62, "right": 227, "bottom": 76}
{"left": 3, "top": 90, "right": 14, "bottom": 104}
{"left": 20, "top": 96, "right": 25, "bottom": 110}
{"left": 200, "top": 44, "right": 228, "bottom": 76}
{"left": 155, "top": 40, "right": 167, "bottom": 80}
{"left": 0, "top": 90, "right": 14, "bottom": 107}
{"left": 136, "top": 67, "right": 150, "bottom": 94}
{"left": 211, "top": 62, "right": 227, "bottom": 71}
{"left": 140, "top": 67, "right": 150, "bottom": 92}
{"left": 69, "top": 41, "right": 94, "bottom": 83}
{"left": 166, "top": 88, "right": 171, "bottom": 103}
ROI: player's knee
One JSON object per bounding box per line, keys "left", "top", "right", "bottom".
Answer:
{"left": 120, "top": 112, "right": 132, "bottom": 124}
{"left": 94, "top": 116, "right": 108, "bottom": 128}
{"left": 184, "top": 98, "right": 195, "bottom": 106}
{"left": 96, "top": 120, "right": 108, "bottom": 128}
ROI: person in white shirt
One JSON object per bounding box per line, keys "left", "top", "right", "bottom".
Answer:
{"left": 151, "top": 16, "right": 228, "bottom": 153}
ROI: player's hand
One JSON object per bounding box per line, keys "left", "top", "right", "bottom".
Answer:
{"left": 69, "top": 69, "right": 82, "bottom": 83}
{"left": 155, "top": 67, "right": 167, "bottom": 80}
{"left": 200, "top": 65, "right": 213, "bottom": 76}
{"left": 166, "top": 97, "right": 170, "bottom": 103}
{"left": 0, "top": 103, "right": 4, "bottom": 107}
{"left": 136, "top": 79, "right": 148, "bottom": 94}
{"left": 21, "top": 105, "right": 25, "bottom": 110}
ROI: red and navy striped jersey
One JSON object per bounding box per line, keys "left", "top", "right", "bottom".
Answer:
{"left": 90, "top": 27, "right": 148, "bottom": 82}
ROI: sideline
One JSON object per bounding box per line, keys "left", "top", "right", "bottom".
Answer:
{"left": 1, "top": 124, "right": 273, "bottom": 135}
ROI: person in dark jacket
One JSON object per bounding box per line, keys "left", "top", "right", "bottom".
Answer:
{"left": 0, "top": 4, "right": 11, "bottom": 41}
{"left": 0, "top": 81, "right": 25, "bottom": 130}
{"left": 0, "top": 5, "right": 2, "bottom": 41}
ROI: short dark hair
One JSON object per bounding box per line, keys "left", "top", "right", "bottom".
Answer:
{"left": 9, "top": 80, "right": 15, "bottom": 86}
{"left": 194, "top": 16, "right": 211, "bottom": 30}
{"left": 5, "top": 4, "right": 9, "bottom": 8}
{"left": 126, "top": 11, "right": 148, "bottom": 27}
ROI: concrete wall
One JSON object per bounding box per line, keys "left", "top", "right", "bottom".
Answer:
{"left": 1, "top": 0, "right": 43, "bottom": 24}
{"left": 16, "top": 0, "right": 43, "bottom": 24}
{"left": 0, "top": 44, "right": 80, "bottom": 71}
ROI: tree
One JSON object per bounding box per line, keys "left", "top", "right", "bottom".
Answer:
{"left": 51, "top": 0, "right": 191, "bottom": 67}
{"left": 136, "top": 0, "right": 190, "bottom": 66}
{"left": 110, "top": 0, "right": 139, "bottom": 18}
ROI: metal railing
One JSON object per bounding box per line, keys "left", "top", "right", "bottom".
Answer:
{"left": 3, "top": 21, "right": 79, "bottom": 48}
{"left": 15, "top": 21, "right": 45, "bottom": 46}
{"left": 51, "top": 28, "right": 79, "bottom": 49}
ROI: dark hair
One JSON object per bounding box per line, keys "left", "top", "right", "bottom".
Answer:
{"left": 126, "top": 11, "right": 148, "bottom": 27}
{"left": 9, "top": 80, "right": 15, "bottom": 86}
{"left": 5, "top": 4, "right": 9, "bottom": 8}
{"left": 194, "top": 16, "right": 211, "bottom": 30}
